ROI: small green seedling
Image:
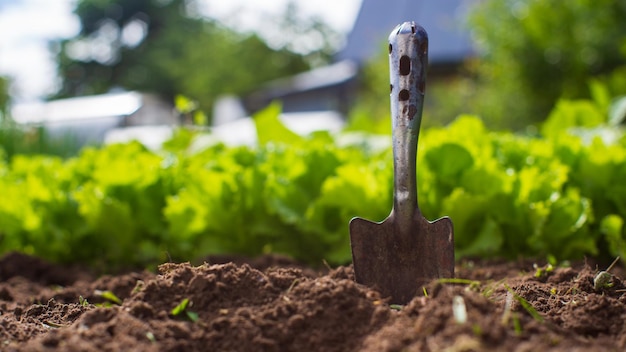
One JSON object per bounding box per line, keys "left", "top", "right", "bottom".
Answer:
{"left": 501, "top": 289, "right": 533, "bottom": 336}
{"left": 78, "top": 295, "right": 90, "bottom": 307}
{"left": 94, "top": 290, "right": 123, "bottom": 307}
{"left": 533, "top": 263, "right": 554, "bottom": 279}
{"left": 389, "top": 304, "right": 404, "bottom": 311}
{"left": 503, "top": 284, "right": 544, "bottom": 323}
{"left": 170, "top": 298, "right": 199, "bottom": 322}
{"left": 594, "top": 256, "right": 620, "bottom": 291}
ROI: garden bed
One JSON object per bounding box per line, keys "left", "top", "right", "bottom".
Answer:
{"left": 0, "top": 252, "right": 624, "bottom": 351}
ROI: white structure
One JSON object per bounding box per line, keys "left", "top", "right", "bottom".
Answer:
{"left": 11, "top": 91, "right": 177, "bottom": 146}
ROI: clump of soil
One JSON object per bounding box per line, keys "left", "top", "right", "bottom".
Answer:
{"left": 0, "top": 252, "right": 624, "bottom": 351}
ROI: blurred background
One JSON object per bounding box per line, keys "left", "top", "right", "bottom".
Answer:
{"left": 1, "top": 0, "right": 626, "bottom": 155}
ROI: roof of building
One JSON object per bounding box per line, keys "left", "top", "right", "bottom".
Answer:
{"left": 337, "top": 0, "right": 478, "bottom": 65}
{"left": 12, "top": 91, "right": 144, "bottom": 124}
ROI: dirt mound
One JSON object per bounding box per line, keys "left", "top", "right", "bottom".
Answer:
{"left": 0, "top": 252, "right": 624, "bottom": 351}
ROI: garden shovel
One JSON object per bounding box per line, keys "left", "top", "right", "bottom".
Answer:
{"left": 349, "top": 22, "right": 454, "bottom": 305}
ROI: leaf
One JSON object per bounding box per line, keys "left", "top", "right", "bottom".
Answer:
{"left": 95, "top": 290, "right": 123, "bottom": 305}
{"left": 162, "top": 128, "right": 196, "bottom": 152}
{"left": 424, "top": 143, "right": 474, "bottom": 179}
{"left": 541, "top": 99, "right": 605, "bottom": 138}
{"left": 171, "top": 298, "right": 190, "bottom": 316}
{"left": 589, "top": 79, "right": 611, "bottom": 112}
{"left": 186, "top": 311, "right": 199, "bottom": 322}
{"left": 458, "top": 217, "right": 504, "bottom": 258}
{"left": 253, "top": 101, "right": 303, "bottom": 145}
{"left": 170, "top": 298, "right": 199, "bottom": 322}
{"left": 174, "top": 95, "right": 198, "bottom": 114}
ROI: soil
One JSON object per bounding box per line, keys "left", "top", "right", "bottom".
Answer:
{"left": 0, "top": 252, "right": 624, "bottom": 351}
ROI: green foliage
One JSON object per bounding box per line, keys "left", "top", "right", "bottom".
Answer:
{"left": 2, "top": 99, "right": 626, "bottom": 269}
{"left": 0, "top": 104, "right": 391, "bottom": 268}
{"left": 469, "top": 0, "right": 626, "bottom": 128}
{"left": 254, "top": 102, "right": 302, "bottom": 145}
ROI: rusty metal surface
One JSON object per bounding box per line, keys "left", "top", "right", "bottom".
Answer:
{"left": 349, "top": 22, "right": 454, "bottom": 305}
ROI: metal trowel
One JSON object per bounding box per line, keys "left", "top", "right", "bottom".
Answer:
{"left": 349, "top": 22, "right": 454, "bottom": 305}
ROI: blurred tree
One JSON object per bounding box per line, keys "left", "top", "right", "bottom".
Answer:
{"left": 469, "top": 0, "right": 626, "bottom": 128}
{"left": 268, "top": 1, "right": 342, "bottom": 67}
{"left": 53, "top": 0, "right": 335, "bottom": 120}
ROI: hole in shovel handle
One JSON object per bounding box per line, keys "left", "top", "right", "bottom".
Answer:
{"left": 399, "top": 55, "right": 411, "bottom": 75}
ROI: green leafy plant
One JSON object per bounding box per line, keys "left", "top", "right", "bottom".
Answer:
{"left": 1, "top": 98, "right": 626, "bottom": 269}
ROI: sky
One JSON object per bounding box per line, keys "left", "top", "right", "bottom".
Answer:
{"left": 0, "top": 0, "right": 362, "bottom": 103}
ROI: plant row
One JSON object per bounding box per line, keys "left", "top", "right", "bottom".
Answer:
{"left": 1, "top": 100, "right": 625, "bottom": 269}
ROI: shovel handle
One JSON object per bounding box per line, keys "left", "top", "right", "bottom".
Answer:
{"left": 388, "top": 22, "right": 428, "bottom": 221}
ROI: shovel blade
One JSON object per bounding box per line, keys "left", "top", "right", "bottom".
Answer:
{"left": 349, "top": 213, "right": 454, "bottom": 304}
